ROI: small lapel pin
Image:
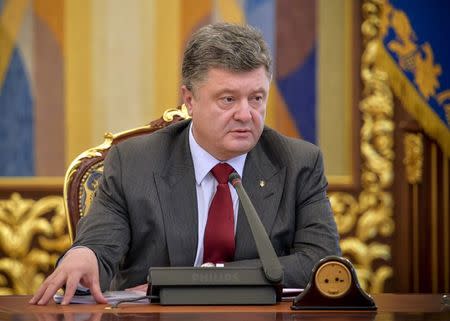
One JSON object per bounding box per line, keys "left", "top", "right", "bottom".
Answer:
{"left": 259, "top": 180, "right": 266, "bottom": 187}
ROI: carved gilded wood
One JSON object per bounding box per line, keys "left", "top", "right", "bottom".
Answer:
{"left": 403, "top": 133, "right": 423, "bottom": 184}
{"left": 330, "top": 0, "right": 395, "bottom": 294}
{"left": 0, "top": 193, "right": 70, "bottom": 294}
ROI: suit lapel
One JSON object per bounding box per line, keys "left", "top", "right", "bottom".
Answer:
{"left": 154, "top": 126, "right": 198, "bottom": 266}
{"left": 234, "top": 143, "right": 286, "bottom": 260}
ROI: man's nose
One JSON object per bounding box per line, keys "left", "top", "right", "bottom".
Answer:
{"left": 233, "top": 101, "right": 252, "bottom": 121}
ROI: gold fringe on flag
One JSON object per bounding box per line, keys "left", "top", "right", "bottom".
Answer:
{"left": 375, "top": 41, "right": 450, "bottom": 157}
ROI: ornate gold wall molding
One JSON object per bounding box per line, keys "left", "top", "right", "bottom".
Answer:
{"left": 330, "top": 0, "right": 395, "bottom": 293}
{"left": 403, "top": 133, "right": 423, "bottom": 184}
{"left": 0, "top": 193, "right": 70, "bottom": 294}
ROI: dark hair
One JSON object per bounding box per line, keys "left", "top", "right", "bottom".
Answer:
{"left": 182, "top": 23, "right": 272, "bottom": 92}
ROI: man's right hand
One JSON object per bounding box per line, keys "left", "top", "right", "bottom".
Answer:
{"left": 29, "top": 247, "right": 107, "bottom": 305}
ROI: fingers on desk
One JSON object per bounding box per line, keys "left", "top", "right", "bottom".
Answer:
{"left": 90, "top": 280, "right": 107, "bottom": 304}
{"left": 30, "top": 270, "right": 69, "bottom": 305}
{"left": 60, "top": 276, "right": 79, "bottom": 305}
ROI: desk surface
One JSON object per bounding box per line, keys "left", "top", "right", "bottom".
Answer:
{"left": 0, "top": 294, "right": 449, "bottom": 321}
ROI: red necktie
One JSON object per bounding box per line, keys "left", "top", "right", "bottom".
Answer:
{"left": 203, "top": 163, "right": 235, "bottom": 264}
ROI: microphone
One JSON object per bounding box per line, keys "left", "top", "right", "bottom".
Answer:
{"left": 147, "top": 172, "right": 284, "bottom": 305}
{"left": 228, "top": 172, "right": 283, "bottom": 283}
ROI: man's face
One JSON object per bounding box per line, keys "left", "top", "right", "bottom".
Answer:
{"left": 182, "top": 67, "right": 270, "bottom": 161}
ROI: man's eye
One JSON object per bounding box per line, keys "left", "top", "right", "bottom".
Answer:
{"left": 251, "top": 96, "right": 263, "bottom": 104}
{"left": 221, "top": 96, "right": 234, "bottom": 103}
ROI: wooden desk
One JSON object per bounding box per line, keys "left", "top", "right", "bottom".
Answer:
{"left": 0, "top": 294, "right": 449, "bottom": 321}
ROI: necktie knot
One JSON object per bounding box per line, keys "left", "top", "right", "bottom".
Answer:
{"left": 211, "top": 163, "right": 234, "bottom": 184}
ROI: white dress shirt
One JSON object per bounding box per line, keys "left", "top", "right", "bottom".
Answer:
{"left": 188, "top": 124, "right": 247, "bottom": 266}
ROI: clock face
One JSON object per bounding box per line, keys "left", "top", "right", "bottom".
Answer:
{"left": 315, "top": 261, "right": 352, "bottom": 298}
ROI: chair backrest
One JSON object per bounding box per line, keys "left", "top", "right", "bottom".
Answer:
{"left": 63, "top": 105, "right": 190, "bottom": 241}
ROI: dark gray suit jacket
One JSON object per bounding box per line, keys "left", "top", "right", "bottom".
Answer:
{"left": 73, "top": 120, "right": 341, "bottom": 290}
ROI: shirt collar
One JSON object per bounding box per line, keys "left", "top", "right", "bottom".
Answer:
{"left": 189, "top": 123, "right": 247, "bottom": 185}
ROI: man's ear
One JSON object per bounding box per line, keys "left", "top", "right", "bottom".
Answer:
{"left": 181, "top": 85, "right": 194, "bottom": 116}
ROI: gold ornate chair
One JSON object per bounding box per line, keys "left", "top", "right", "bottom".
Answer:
{"left": 63, "top": 105, "right": 190, "bottom": 241}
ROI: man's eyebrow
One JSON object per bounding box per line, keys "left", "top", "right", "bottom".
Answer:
{"left": 252, "top": 88, "right": 268, "bottom": 96}
{"left": 213, "top": 88, "right": 239, "bottom": 96}
{"left": 213, "top": 87, "right": 268, "bottom": 97}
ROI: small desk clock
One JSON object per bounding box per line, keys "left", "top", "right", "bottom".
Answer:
{"left": 291, "top": 256, "right": 377, "bottom": 310}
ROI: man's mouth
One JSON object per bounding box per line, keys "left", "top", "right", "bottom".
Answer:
{"left": 229, "top": 129, "right": 252, "bottom": 139}
{"left": 231, "top": 128, "right": 251, "bottom": 133}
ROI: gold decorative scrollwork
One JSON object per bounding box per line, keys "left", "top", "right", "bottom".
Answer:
{"left": 403, "top": 133, "right": 423, "bottom": 184}
{"left": 330, "top": 193, "right": 360, "bottom": 235}
{"left": 0, "top": 193, "right": 70, "bottom": 294}
{"left": 330, "top": 0, "right": 395, "bottom": 294}
{"left": 163, "top": 103, "right": 191, "bottom": 122}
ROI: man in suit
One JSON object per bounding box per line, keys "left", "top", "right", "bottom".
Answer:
{"left": 31, "top": 23, "right": 340, "bottom": 305}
